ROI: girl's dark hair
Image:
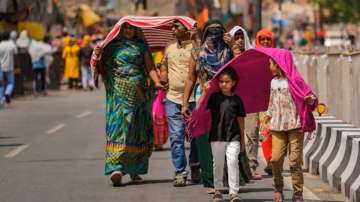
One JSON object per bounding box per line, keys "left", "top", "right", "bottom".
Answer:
{"left": 218, "top": 67, "right": 238, "bottom": 82}
{"left": 218, "top": 67, "right": 238, "bottom": 91}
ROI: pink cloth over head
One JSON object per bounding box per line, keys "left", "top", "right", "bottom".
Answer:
{"left": 188, "top": 48, "right": 317, "bottom": 138}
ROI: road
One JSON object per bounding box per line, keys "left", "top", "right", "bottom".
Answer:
{"left": 0, "top": 89, "right": 349, "bottom": 202}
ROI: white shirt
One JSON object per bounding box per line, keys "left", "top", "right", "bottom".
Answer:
{"left": 0, "top": 40, "right": 18, "bottom": 72}
{"left": 266, "top": 78, "right": 301, "bottom": 131}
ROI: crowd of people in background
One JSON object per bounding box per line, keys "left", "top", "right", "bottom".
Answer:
{"left": 0, "top": 30, "right": 103, "bottom": 109}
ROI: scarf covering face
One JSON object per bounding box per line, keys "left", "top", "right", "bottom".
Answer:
{"left": 188, "top": 48, "right": 317, "bottom": 138}
{"left": 255, "top": 28, "right": 275, "bottom": 48}
{"left": 229, "top": 26, "right": 253, "bottom": 50}
{"left": 198, "top": 20, "right": 233, "bottom": 82}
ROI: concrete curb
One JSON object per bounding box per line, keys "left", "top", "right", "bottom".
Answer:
{"left": 328, "top": 132, "right": 360, "bottom": 191}
{"left": 309, "top": 123, "right": 353, "bottom": 175}
{"left": 350, "top": 174, "right": 360, "bottom": 202}
{"left": 303, "top": 118, "right": 343, "bottom": 170}
{"left": 341, "top": 138, "right": 360, "bottom": 198}
{"left": 319, "top": 127, "right": 360, "bottom": 182}
{"left": 303, "top": 117, "right": 360, "bottom": 202}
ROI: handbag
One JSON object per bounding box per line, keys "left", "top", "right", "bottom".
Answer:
{"left": 152, "top": 89, "right": 168, "bottom": 146}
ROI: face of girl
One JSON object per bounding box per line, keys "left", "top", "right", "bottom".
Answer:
{"left": 269, "top": 59, "right": 280, "bottom": 77}
{"left": 259, "top": 35, "right": 272, "bottom": 47}
{"left": 234, "top": 32, "right": 245, "bottom": 51}
{"left": 123, "top": 24, "right": 136, "bottom": 39}
{"left": 219, "top": 74, "right": 236, "bottom": 95}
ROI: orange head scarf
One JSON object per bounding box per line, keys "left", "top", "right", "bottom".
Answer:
{"left": 255, "top": 28, "right": 275, "bottom": 48}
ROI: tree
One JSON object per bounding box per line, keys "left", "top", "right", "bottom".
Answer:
{"left": 311, "top": 0, "right": 360, "bottom": 23}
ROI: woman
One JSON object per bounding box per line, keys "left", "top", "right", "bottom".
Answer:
{"left": 226, "top": 26, "right": 262, "bottom": 182}
{"left": 182, "top": 19, "right": 233, "bottom": 194}
{"left": 93, "top": 23, "right": 163, "bottom": 186}
{"left": 227, "top": 26, "right": 252, "bottom": 55}
{"left": 256, "top": 28, "right": 275, "bottom": 48}
{"left": 62, "top": 38, "right": 80, "bottom": 89}
{"left": 255, "top": 28, "right": 276, "bottom": 176}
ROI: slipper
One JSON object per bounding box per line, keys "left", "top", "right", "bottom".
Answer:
{"left": 206, "top": 187, "right": 216, "bottom": 194}
{"left": 131, "top": 175, "right": 144, "bottom": 184}
{"left": 251, "top": 171, "right": 262, "bottom": 180}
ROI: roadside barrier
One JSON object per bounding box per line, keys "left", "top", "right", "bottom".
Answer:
{"left": 303, "top": 116, "right": 360, "bottom": 202}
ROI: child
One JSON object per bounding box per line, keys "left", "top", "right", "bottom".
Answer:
{"left": 264, "top": 59, "right": 316, "bottom": 202}
{"left": 207, "top": 68, "right": 245, "bottom": 202}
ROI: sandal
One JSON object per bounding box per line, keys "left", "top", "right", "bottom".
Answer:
{"left": 130, "top": 175, "right": 144, "bottom": 184}
{"left": 206, "top": 187, "right": 216, "bottom": 194}
{"left": 230, "top": 194, "right": 243, "bottom": 202}
{"left": 251, "top": 171, "right": 262, "bottom": 180}
{"left": 213, "top": 190, "right": 223, "bottom": 202}
{"left": 110, "top": 171, "right": 123, "bottom": 187}
{"left": 173, "top": 174, "right": 187, "bottom": 187}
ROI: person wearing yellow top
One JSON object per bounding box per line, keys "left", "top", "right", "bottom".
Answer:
{"left": 62, "top": 38, "right": 80, "bottom": 89}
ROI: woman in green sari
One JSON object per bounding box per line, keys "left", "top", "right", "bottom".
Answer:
{"left": 94, "top": 23, "right": 163, "bottom": 186}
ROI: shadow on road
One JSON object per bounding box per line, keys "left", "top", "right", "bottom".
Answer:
{"left": 19, "top": 157, "right": 103, "bottom": 163}
{"left": 0, "top": 136, "right": 16, "bottom": 139}
{"left": 0, "top": 143, "right": 23, "bottom": 147}
{"left": 120, "top": 179, "right": 174, "bottom": 186}
{"left": 228, "top": 200, "right": 347, "bottom": 202}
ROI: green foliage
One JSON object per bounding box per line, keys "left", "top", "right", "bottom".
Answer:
{"left": 311, "top": 0, "right": 360, "bottom": 23}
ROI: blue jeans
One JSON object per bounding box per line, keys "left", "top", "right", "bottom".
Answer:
{"left": 33, "top": 68, "right": 46, "bottom": 93}
{"left": 3, "top": 71, "right": 14, "bottom": 96}
{"left": 165, "top": 99, "right": 198, "bottom": 174}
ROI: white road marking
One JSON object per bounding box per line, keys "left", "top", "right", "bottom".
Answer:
{"left": 76, "top": 111, "right": 92, "bottom": 118}
{"left": 46, "top": 123, "right": 66, "bottom": 134}
{"left": 4, "top": 144, "right": 29, "bottom": 158}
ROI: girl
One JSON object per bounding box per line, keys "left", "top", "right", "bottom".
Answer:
{"left": 264, "top": 59, "right": 316, "bottom": 202}
{"left": 207, "top": 68, "right": 245, "bottom": 202}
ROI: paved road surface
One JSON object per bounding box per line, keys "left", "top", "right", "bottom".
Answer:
{"left": 0, "top": 89, "right": 349, "bottom": 202}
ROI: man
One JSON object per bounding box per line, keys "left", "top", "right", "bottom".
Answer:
{"left": 159, "top": 20, "right": 200, "bottom": 187}
{"left": 79, "top": 35, "right": 94, "bottom": 91}
{"left": 0, "top": 32, "right": 18, "bottom": 104}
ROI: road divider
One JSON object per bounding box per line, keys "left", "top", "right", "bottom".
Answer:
{"left": 303, "top": 116, "right": 360, "bottom": 202}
